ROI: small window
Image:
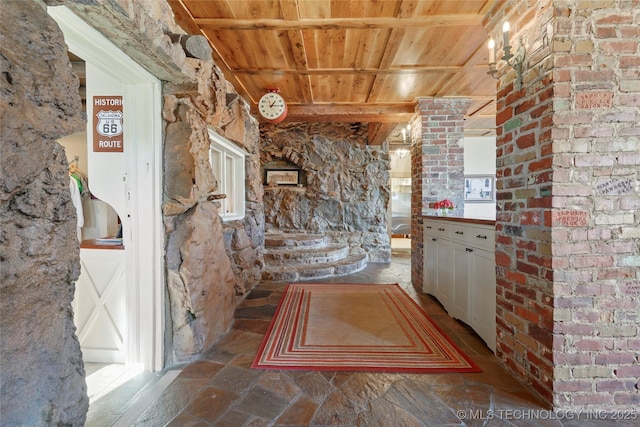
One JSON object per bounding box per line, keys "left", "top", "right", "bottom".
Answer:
{"left": 208, "top": 129, "right": 247, "bottom": 220}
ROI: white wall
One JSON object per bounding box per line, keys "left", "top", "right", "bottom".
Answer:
{"left": 464, "top": 137, "right": 496, "bottom": 219}
{"left": 58, "top": 132, "right": 120, "bottom": 240}
{"left": 390, "top": 150, "right": 411, "bottom": 178}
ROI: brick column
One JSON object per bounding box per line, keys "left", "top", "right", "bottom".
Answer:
{"left": 417, "top": 98, "right": 470, "bottom": 216}
{"left": 411, "top": 98, "right": 470, "bottom": 291}
{"left": 488, "top": 0, "right": 640, "bottom": 411}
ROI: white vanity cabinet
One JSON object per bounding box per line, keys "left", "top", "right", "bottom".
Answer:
{"left": 423, "top": 218, "right": 496, "bottom": 351}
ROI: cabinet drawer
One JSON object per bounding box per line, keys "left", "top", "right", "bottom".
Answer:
{"left": 449, "top": 223, "right": 469, "bottom": 243}
{"left": 424, "top": 220, "right": 449, "bottom": 238}
{"left": 464, "top": 225, "right": 495, "bottom": 251}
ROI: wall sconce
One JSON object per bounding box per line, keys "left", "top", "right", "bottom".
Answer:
{"left": 487, "top": 21, "right": 526, "bottom": 88}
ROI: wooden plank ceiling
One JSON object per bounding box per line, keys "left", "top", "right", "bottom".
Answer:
{"left": 168, "top": 0, "right": 498, "bottom": 144}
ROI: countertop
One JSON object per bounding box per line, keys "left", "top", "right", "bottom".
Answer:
{"left": 421, "top": 214, "right": 495, "bottom": 226}
{"left": 80, "top": 239, "right": 125, "bottom": 250}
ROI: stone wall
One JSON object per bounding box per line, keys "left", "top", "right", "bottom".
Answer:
{"left": 261, "top": 122, "right": 391, "bottom": 263}
{"left": 488, "top": 0, "right": 640, "bottom": 411}
{"left": 59, "top": 0, "right": 265, "bottom": 363}
{"left": 0, "top": 1, "right": 89, "bottom": 425}
{"left": 163, "top": 64, "right": 263, "bottom": 363}
{"left": 59, "top": 0, "right": 264, "bottom": 364}
{"left": 0, "top": 6, "right": 264, "bottom": 427}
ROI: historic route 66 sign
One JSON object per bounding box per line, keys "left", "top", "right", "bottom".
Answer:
{"left": 96, "top": 110, "right": 123, "bottom": 137}
{"left": 92, "top": 96, "right": 124, "bottom": 152}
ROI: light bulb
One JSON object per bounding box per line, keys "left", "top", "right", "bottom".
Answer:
{"left": 488, "top": 39, "right": 495, "bottom": 63}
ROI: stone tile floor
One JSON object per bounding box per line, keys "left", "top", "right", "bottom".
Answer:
{"left": 88, "top": 249, "right": 633, "bottom": 426}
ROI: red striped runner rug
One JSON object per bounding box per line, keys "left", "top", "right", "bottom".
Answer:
{"left": 252, "top": 283, "right": 481, "bottom": 373}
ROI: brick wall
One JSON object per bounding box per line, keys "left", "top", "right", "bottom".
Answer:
{"left": 411, "top": 98, "right": 470, "bottom": 290}
{"left": 490, "top": 0, "right": 556, "bottom": 404}
{"left": 417, "top": 98, "right": 470, "bottom": 216}
{"left": 410, "top": 112, "right": 423, "bottom": 289}
{"left": 489, "top": 0, "right": 640, "bottom": 411}
{"left": 550, "top": 0, "right": 640, "bottom": 410}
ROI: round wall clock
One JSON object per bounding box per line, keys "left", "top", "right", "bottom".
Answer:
{"left": 258, "top": 90, "right": 288, "bottom": 123}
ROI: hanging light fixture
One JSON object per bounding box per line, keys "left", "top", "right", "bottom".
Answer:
{"left": 395, "top": 148, "right": 410, "bottom": 159}
{"left": 394, "top": 123, "right": 411, "bottom": 158}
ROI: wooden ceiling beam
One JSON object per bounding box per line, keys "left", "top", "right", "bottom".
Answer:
{"left": 260, "top": 103, "right": 416, "bottom": 123}
{"left": 368, "top": 122, "right": 397, "bottom": 145}
{"left": 167, "top": 0, "right": 254, "bottom": 103}
{"left": 194, "top": 15, "right": 484, "bottom": 31}
{"left": 236, "top": 65, "right": 480, "bottom": 75}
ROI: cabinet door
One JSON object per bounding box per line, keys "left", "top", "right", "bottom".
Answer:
{"left": 423, "top": 233, "right": 438, "bottom": 295}
{"left": 470, "top": 248, "right": 496, "bottom": 352}
{"left": 451, "top": 242, "right": 472, "bottom": 323}
{"left": 434, "top": 238, "right": 453, "bottom": 310}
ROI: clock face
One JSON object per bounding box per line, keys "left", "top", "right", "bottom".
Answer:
{"left": 258, "top": 92, "right": 287, "bottom": 123}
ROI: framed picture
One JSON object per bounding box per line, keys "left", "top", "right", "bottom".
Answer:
{"left": 464, "top": 175, "right": 494, "bottom": 202}
{"left": 265, "top": 169, "right": 300, "bottom": 186}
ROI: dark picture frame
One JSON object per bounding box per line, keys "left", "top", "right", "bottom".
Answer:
{"left": 265, "top": 169, "right": 300, "bottom": 186}
{"left": 464, "top": 175, "right": 494, "bottom": 202}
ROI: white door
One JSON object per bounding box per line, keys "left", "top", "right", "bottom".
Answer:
{"left": 74, "top": 249, "right": 126, "bottom": 363}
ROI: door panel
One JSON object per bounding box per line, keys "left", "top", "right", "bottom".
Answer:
{"left": 74, "top": 249, "right": 126, "bottom": 363}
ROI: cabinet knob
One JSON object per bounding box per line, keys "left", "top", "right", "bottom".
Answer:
{"left": 455, "top": 231, "right": 464, "bottom": 235}
{"left": 476, "top": 235, "right": 487, "bottom": 239}
{"left": 438, "top": 228, "right": 445, "bottom": 231}
{"left": 426, "top": 226, "right": 432, "bottom": 229}
{"left": 466, "top": 248, "right": 473, "bottom": 252}
{"left": 432, "top": 238, "right": 437, "bottom": 241}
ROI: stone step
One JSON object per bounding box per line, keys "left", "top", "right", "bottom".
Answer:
{"left": 264, "top": 232, "right": 327, "bottom": 249}
{"left": 264, "top": 243, "right": 350, "bottom": 265}
{"left": 262, "top": 253, "right": 368, "bottom": 282}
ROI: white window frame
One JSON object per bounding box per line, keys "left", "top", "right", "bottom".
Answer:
{"left": 208, "top": 129, "right": 247, "bottom": 221}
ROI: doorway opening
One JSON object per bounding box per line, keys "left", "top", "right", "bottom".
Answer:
{"left": 49, "top": 5, "right": 164, "bottom": 374}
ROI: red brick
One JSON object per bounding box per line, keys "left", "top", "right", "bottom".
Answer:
{"left": 504, "top": 290, "right": 525, "bottom": 305}
{"left": 505, "top": 270, "right": 527, "bottom": 285}
{"left": 496, "top": 107, "right": 513, "bottom": 126}
{"left": 530, "top": 300, "right": 553, "bottom": 320}
{"left": 528, "top": 254, "right": 552, "bottom": 268}
{"left": 496, "top": 234, "right": 513, "bottom": 245}
{"left": 517, "top": 261, "right": 538, "bottom": 276}
{"left": 594, "top": 26, "right": 617, "bottom": 38}
{"left": 495, "top": 250, "right": 511, "bottom": 267}
{"left": 516, "top": 133, "right": 536, "bottom": 149}
{"left": 516, "top": 239, "right": 537, "bottom": 251}
{"left": 529, "top": 157, "right": 552, "bottom": 172}
{"left": 518, "top": 211, "right": 542, "bottom": 226}
{"left": 530, "top": 103, "right": 551, "bottom": 119}
{"left": 515, "top": 306, "right": 539, "bottom": 323}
